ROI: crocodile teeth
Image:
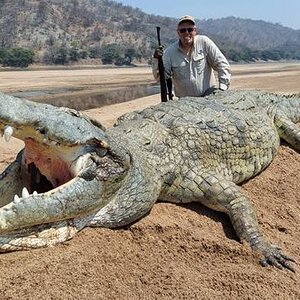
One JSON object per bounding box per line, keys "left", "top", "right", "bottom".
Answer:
{"left": 22, "top": 187, "right": 30, "bottom": 198}
{"left": 13, "top": 189, "right": 38, "bottom": 203}
{"left": 14, "top": 195, "right": 21, "bottom": 203}
{"left": 3, "top": 125, "right": 14, "bottom": 142}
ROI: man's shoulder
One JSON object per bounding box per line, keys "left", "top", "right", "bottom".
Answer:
{"left": 165, "top": 40, "right": 179, "bottom": 55}
{"left": 195, "top": 34, "right": 213, "bottom": 43}
{"left": 166, "top": 40, "right": 179, "bottom": 50}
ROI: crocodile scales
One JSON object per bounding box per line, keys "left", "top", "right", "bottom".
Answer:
{"left": 0, "top": 89, "right": 299, "bottom": 271}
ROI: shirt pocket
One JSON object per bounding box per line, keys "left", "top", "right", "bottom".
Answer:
{"left": 172, "top": 61, "right": 188, "bottom": 79}
{"left": 193, "top": 52, "right": 205, "bottom": 74}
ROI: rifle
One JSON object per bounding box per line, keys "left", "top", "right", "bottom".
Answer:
{"left": 166, "top": 78, "right": 173, "bottom": 100}
{"left": 156, "top": 26, "right": 168, "bottom": 102}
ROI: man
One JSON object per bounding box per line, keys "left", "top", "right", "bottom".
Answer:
{"left": 152, "top": 15, "right": 231, "bottom": 98}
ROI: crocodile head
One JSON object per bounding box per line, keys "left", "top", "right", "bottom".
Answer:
{"left": 0, "top": 93, "right": 130, "bottom": 249}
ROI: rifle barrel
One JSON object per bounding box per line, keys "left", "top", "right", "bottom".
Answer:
{"left": 156, "top": 26, "right": 168, "bottom": 102}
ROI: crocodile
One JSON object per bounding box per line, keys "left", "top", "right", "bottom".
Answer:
{"left": 0, "top": 90, "right": 299, "bottom": 272}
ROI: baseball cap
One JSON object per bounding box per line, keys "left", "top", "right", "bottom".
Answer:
{"left": 178, "top": 15, "right": 196, "bottom": 26}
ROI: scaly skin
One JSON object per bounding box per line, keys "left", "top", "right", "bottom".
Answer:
{"left": 0, "top": 90, "right": 299, "bottom": 272}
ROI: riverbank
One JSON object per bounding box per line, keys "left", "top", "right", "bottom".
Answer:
{"left": 0, "top": 61, "right": 299, "bottom": 110}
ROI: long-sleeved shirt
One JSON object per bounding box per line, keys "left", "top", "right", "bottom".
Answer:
{"left": 152, "top": 35, "right": 231, "bottom": 97}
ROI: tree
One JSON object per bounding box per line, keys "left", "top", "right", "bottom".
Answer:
{"left": 52, "top": 46, "right": 69, "bottom": 64}
{"left": 36, "top": 1, "right": 48, "bottom": 24}
{"left": 42, "top": 45, "right": 69, "bottom": 65}
{"left": 69, "top": 47, "right": 80, "bottom": 62}
{"left": 124, "top": 48, "right": 136, "bottom": 65}
{"left": 68, "top": 41, "right": 80, "bottom": 62}
{"left": 88, "top": 45, "right": 101, "bottom": 58}
{"left": 0, "top": 48, "right": 5, "bottom": 63}
{"left": 100, "top": 43, "right": 121, "bottom": 64}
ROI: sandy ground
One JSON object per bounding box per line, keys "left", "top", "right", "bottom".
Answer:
{"left": 0, "top": 62, "right": 300, "bottom": 299}
{"left": 1, "top": 61, "right": 299, "bottom": 94}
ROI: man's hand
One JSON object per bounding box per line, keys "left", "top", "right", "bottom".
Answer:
{"left": 153, "top": 46, "right": 164, "bottom": 59}
{"left": 219, "top": 83, "right": 228, "bottom": 91}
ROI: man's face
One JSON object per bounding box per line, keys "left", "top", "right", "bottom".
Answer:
{"left": 177, "top": 21, "right": 196, "bottom": 46}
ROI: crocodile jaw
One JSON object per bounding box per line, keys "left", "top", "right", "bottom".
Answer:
{"left": 0, "top": 135, "right": 102, "bottom": 233}
{"left": 0, "top": 125, "right": 129, "bottom": 235}
{"left": 0, "top": 95, "right": 129, "bottom": 236}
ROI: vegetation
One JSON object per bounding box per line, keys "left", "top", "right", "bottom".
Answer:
{"left": 0, "top": 47, "right": 34, "bottom": 67}
{"left": 0, "top": 0, "right": 299, "bottom": 67}
{"left": 222, "top": 46, "right": 300, "bottom": 62}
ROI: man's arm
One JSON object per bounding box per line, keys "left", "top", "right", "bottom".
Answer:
{"left": 204, "top": 36, "right": 231, "bottom": 90}
{"left": 152, "top": 57, "right": 160, "bottom": 81}
{"left": 152, "top": 47, "right": 173, "bottom": 100}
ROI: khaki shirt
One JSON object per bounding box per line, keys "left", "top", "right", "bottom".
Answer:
{"left": 152, "top": 35, "right": 231, "bottom": 97}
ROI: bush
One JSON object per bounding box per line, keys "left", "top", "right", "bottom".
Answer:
{"left": 100, "top": 43, "right": 121, "bottom": 64}
{"left": 0, "top": 48, "right": 6, "bottom": 64}
{"left": 2, "top": 48, "right": 35, "bottom": 67}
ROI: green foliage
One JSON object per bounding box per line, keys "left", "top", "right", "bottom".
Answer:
{"left": 79, "top": 49, "right": 88, "bottom": 59}
{"left": 1, "top": 47, "right": 34, "bottom": 67}
{"left": 124, "top": 48, "right": 136, "bottom": 65}
{"left": 0, "top": 48, "right": 6, "bottom": 63}
{"left": 99, "top": 45, "right": 139, "bottom": 65}
{"left": 42, "top": 45, "right": 69, "bottom": 65}
{"left": 88, "top": 45, "right": 101, "bottom": 58}
{"left": 100, "top": 43, "right": 121, "bottom": 65}
{"left": 222, "top": 45, "right": 300, "bottom": 62}
{"left": 114, "top": 56, "right": 130, "bottom": 66}
{"left": 1, "top": 1, "right": 300, "bottom": 65}
{"left": 227, "top": 48, "right": 252, "bottom": 62}
{"left": 69, "top": 47, "right": 80, "bottom": 62}
{"left": 52, "top": 46, "right": 69, "bottom": 64}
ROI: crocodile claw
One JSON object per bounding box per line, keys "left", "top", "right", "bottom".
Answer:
{"left": 259, "top": 243, "right": 296, "bottom": 272}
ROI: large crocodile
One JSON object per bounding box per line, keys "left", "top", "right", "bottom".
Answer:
{"left": 0, "top": 90, "right": 298, "bottom": 271}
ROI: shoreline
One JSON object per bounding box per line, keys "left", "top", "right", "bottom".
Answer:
{"left": 0, "top": 61, "right": 299, "bottom": 108}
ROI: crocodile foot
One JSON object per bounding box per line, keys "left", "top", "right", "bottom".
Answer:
{"left": 255, "top": 240, "right": 296, "bottom": 272}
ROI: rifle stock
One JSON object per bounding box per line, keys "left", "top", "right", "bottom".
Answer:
{"left": 156, "top": 26, "right": 168, "bottom": 102}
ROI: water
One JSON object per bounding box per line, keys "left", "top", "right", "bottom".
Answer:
{"left": 10, "top": 89, "right": 70, "bottom": 98}
{"left": 10, "top": 84, "right": 160, "bottom": 110}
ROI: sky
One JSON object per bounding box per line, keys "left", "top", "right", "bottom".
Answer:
{"left": 116, "top": 0, "right": 300, "bottom": 30}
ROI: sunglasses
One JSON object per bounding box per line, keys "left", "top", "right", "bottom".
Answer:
{"left": 178, "top": 27, "right": 195, "bottom": 33}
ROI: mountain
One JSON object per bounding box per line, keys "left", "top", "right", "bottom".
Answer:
{"left": 198, "top": 17, "right": 300, "bottom": 50}
{"left": 0, "top": 0, "right": 299, "bottom": 64}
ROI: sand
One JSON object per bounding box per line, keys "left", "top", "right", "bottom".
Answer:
{"left": 0, "top": 63, "right": 299, "bottom": 299}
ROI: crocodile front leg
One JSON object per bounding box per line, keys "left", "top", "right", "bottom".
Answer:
{"left": 200, "top": 171, "right": 295, "bottom": 271}
{"left": 162, "top": 168, "right": 295, "bottom": 271}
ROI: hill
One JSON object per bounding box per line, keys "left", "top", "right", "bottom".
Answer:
{"left": 0, "top": 0, "right": 300, "bottom": 65}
